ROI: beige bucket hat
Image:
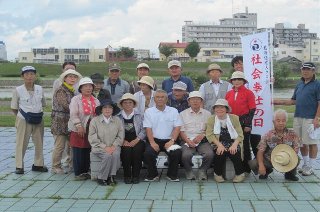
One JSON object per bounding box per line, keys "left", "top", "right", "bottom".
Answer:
{"left": 137, "top": 76, "right": 154, "bottom": 89}
{"left": 212, "top": 98, "right": 231, "bottom": 112}
{"left": 229, "top": 71, "right": 248, "bottom": 84}
{"left": 118, "top": 93, "right": 138, "bottom": 108}
{"left": 59, "top": 69, "right": 82, "bottom": 82}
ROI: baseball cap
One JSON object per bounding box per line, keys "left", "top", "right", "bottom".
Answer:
{"left": 136, "top": 63, "right": 150, "bottom": 70}
{"left": 21, "top": 66, "right": 36, "bottom": 75}
{"left": 301, "top": 62, "right": 316, "bottom": 70}
{"left": 168, "top": 60, "right": 181, "bottom": 69}
{"left": 108, "top": 63, "right": 121, "bottom": 71}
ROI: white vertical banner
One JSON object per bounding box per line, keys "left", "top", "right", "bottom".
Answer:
{"left": 241, "top": 31, "right": 273, "bottom": 135}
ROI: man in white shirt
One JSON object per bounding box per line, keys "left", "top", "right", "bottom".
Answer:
{"left": 180, "top": 91, "right": 213, "bottom": 180}
{"left": 143, "top": 90, "right": 182, "bottom": 182}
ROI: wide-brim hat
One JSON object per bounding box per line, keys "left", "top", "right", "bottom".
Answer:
{"left": 95, "top": 99, "right": 120, "bottom": 116}
{"left": 229, "top": 71, "right": 248, "bottom": 84}
{"left": 60, "top": 69, "right": 82, "bottom": 82}
{"left": 137, "top": 76, "right": 154, "bottom": 89}
{"left": 207, "top": 63, "right": 222, "bottom": 73}
{"left": 168, "top": 60, "right": 181, "bottom": 68}
{"left": 187, "top": 91, "right": 203, "bottom": 101}
{"left": 271, "top": 144, "right": 298, "bottom": 173}
{"left": 118, "top": 93, "right": 138, "bottom": 108}
{"left": 212, "top": 98, "right": 231, "bottom": 112}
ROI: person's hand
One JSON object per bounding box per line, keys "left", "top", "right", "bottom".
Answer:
{"left": 122, "top": 140, "right": 131, "bottom": 147}
{"left": 216, "top": 144, "right": 226, "bottom": 155}
{"left": 313, "top": 118, "right": 319, "bottom": 129}
{"left": 244, "top": 127, "right": 252, "bottom": 132}
{"left": 130, "top": 138, "right": 139, "bottom": 147}
{"left": 77, "top": 126, "right": 85, "bottom": 138}
{"left": 150, "top": 142, "right": 160, "bottom": 152}
{"left": 228, "top": 143, "right": 238, "bottom": 155}
{"left": 105, "top": 146, "right": 116, "bottom": 154}
{"left": 164, "top": 140, "right": 174, "bottom": 150}
{"left": 192, "top": 134, "right": 204, "bottom": 144}
{"left": 186, "top": 139, "right": 196, "bottom": 148}
{"left": 258, "top": 164, "right": 266, "bottom": 176}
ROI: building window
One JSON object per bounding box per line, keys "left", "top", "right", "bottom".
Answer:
{"left": 281, "top": 51, "right": 286, "bottom": 54}
{"left": 22, "top": 57, "right": 27, "bottom": 60}
{"left": 99, "top": 55, "right": 103, "bottom": 59}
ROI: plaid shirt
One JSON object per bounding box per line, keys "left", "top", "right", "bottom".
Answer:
{"left": 257, "top": 128, "right": 300, "bottom": 161}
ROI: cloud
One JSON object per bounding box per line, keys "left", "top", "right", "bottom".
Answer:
{"left": 1, "top": 0, "right": 319, "bottom": 60}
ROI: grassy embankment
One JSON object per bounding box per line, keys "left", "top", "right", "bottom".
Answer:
{"left": 0, "top": 62, "right": 296, "bottom": 127}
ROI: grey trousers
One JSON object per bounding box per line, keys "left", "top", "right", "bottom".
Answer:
{"left": 181, "top": 142, "right": 214, "bottom": 172}
{"left": 92, "top": 147, "right": 121, "bottom": 180}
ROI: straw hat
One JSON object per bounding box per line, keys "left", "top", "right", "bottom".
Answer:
{"left": 229, "top": 71, "right": 248, "bottom": 84}
{"left": 137, "top": 76, "right": 154, "bottom": 89}
{"left": 212, "top": 98, "right": 231, "bottom": 112}
{"left": 59, "top": 69, "right": 82, "bottom": 82}
{"left": 187, "top": 91, "right": 203, "bottom": 101}
{"left": 118, "top": 93, "right": 138, "bottom": 108}
{"left": 271, "top": 144, "right": 298, "bottom": 173}
{"left": 95, "top": 99, "right": 120, "bottom": 116}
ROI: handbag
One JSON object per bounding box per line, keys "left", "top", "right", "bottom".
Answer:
{"left": 19, "top": 109, "right": 43, "bottom": 124}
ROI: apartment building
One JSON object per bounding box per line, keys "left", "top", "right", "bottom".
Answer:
{"left": 18, "top": 47, "right": 105, "bottom": 64}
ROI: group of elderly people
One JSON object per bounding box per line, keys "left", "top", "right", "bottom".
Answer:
{"left": 13, "top": 59, "right": 311, "bottom": 187}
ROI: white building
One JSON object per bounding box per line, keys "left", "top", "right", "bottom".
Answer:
{"left": 182, "top": 8, "right": 257, "bottom": 49}
{"left": 197, "top": 47, "right": 242, "bottom": 62}
{"left": 272, "top": 23, "right": 317, "bottom": 48}
{"left": 18, "top": 47, "right": 105, "bottom": 64}
{"left": 134, "top": 49, "right": 150, "bottom": 60}
{"left": 0, "top": 41, "right": 7, "bottom": 61}
{"left": 303, "top": 38, "right": 320, "bottom": 62}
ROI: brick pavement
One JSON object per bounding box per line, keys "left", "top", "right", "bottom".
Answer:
{"left": 0, "top": 127, "right": 320, "bottom": 212}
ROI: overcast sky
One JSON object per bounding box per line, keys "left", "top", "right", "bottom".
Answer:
{"left": 1, "top": 0, "right": 319, "bottom": 60}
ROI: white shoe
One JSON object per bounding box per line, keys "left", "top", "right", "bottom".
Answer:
{"left": 166, "top": 176, "right": 180, "bottom": 182}
{"left": 302, "top": 166, "right": 314, "bottom": 176}
{"left": 298, "top": 164, "right": 307, "bottom": 173}
{"left": 144, "top": 176, "right": 159, "bottom": 182}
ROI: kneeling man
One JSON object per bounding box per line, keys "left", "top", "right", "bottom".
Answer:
{"left": 249, "top": 109, "right": 300, "bottom": 181}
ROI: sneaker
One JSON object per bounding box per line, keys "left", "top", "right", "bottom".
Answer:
{"left": 52, "top": 167, "right": 65, "bottom": 174}
{"left": 185, "top": 170, "right": 196, "bottom": 180}
{"left": 32, "top": 165, "right": 48, "bottom": 172}
{"left": 233, "top": 173, "right": 245, "bottom": 183}
{"left": 107, "top": 176, "right": 117, "bottom": 185}
{"left": 298, "top": 164, "right": 307, "bottom": 173}
{"left": 15, "top": 168, "right": 24, "bottom": 175}
{"left": 166, "top": 176, "right": 180, "bottom": 182}
{"left": 302, "top": 166, "right": 314, "bottom": 176}
{"left": 124, "top": 177, "right": 132, "bottom": 184}
{"left": 198, "top": 170, "right": 207, "bottom": 181}
{"left": 132, "top": 177, "right": 140, "bottom": 184}
{"left": 144, "top": 176, "right": 159, "bottom": 182}
{"left": 81, "top": 172, "right": 91, "bottom": 180}
{"left": 74, "top": 175, "right": 87, "bottom": 181}
{"left": 259, "top": 174, "right": 269, "bottom": 179}
{"left": 214, "top": 174, "right": 225, "bottom": 183}
{"left": 97, "top": 179, "right": 108, "bottom": 186}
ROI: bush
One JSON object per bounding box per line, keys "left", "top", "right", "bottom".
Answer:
{"left": 273, "top": 63, "right": 290, "bottom": 88}
{"left": 184, "top": 71, "right": 207, "bottom": 90}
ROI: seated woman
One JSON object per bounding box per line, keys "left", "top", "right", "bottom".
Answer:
{"left": 206, "top": 99, "right": 245, "bottom": 183}
{"left": 88, "top": 99, "right": 123, "bottom": 186}
{"left": 118, "top": 93, "right": 146, "bottom": 184}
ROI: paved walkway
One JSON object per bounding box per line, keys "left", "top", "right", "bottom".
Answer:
{"left": 0, "top": 127, "right": 320, "bottom": 212}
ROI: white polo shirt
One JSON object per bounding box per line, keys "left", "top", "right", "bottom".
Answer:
{"left": 143, "top": 105, "right": 182, "bottom": 139}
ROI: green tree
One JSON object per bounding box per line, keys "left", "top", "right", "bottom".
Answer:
{"left": 184, "top": 41, "right": 200, "bottom": 60}
{"left": 117, "top": 47, "right": 134, "bottom": 58}
{"left": 159, "top": 45, "right": 174, "bottom": 60}
{"left": 273, "top": 63, "right": 291, "bottom": 88}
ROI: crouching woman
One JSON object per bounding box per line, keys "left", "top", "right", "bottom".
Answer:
{"left": 206, "top": 99, "right": 245, "bottom": 183}
{"left": 88, "top": 100, "right": 124, "bottom": 186}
